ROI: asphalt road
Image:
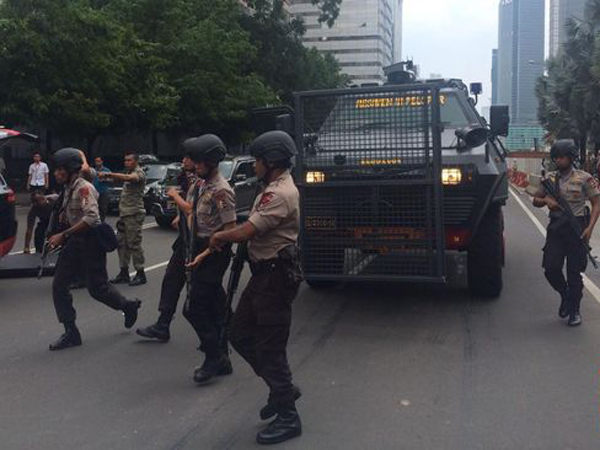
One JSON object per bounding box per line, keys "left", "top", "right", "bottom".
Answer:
{"left": 2, "top": 193, "right": 600, "bottom": 450}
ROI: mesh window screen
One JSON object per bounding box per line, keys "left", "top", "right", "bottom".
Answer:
{"left": 297, "top": 85, "right": 446, "bottom": 282}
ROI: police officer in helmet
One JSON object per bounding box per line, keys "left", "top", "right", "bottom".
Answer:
{"left": 209, "top": 131, "right": 303, "bottom": 445}
{"left": 136, "top": 148, "right": 198, "bottom": 342}
{"left": 533, "top": 139, "right": 600, "bottom": 326}
{"left": 183, "top": 135, "right": 237, "bottom": 384}
{"left": 48, "top": 148, "right": 142, "bottom": 351}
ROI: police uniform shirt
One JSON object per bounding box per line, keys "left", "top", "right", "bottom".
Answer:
{"left": 248, "top": 170, "right": 299, "bottom": 262}
{"left": 535, "top": 169, "right": 600, "bottom": 217}
{"left": 119, "top": 166, "right": 146, "bottom": 216}
{"left": 60, "top": 177, "right": 101, "bottom": 228}
{"left": 188, "top": 173, "right": 236, "bottom": 238}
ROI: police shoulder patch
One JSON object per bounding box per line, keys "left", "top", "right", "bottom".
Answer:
{"left": 79, "top": 186, "right": 90, "bottom": 198}
{"left": 259, "top": 192, "right": 275, "bottom": 208}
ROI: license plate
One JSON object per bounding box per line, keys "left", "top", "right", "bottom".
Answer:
{"left": 305, "top": 216, "right": 337, "bottom": 230}
{"left": 352, "top": 227, "right": 426, "bottom": 240}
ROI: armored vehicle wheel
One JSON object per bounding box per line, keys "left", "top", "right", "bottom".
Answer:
{"left": 305, "top": 279, "right": 340, "bottom": 290}
{"left": 155, "top": 215, "right": 174, "bottom": 229}
{"left": 468, "top": 204, "right": 503, "bottom": 298}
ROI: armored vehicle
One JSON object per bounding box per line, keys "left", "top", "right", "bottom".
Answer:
{"left": 278, "top": 63, "right": 510, "bottom": 297}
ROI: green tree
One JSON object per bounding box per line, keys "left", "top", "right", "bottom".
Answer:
{"left": 536, "top": 0, "right": 600, "bottom": 160}
{"left": 0, "top": 0, "right": 178, "bottom": 146}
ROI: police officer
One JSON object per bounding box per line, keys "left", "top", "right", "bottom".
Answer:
{"left": 136, "top": 151, "right": 198, "bottom": 341}
{"left": 48, "top": 148, "right": 142, "bottom": 351}
{"left": 533, "top": 139, "right": 600, "bottom": 326}
{"left": 101, "top": 152, "right": 147, "bottom": 286}
{"left": 182, "top": 135, "right": 237, "bottom": 384}
{"left": 209, "top": 131, "right": 303, "bottom": 445}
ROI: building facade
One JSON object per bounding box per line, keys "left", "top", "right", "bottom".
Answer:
{"left": 290, "top": 0, "right": 402, "bottom": 85}
{"left": 491, "top": 49, "right": 499, "bottom": 105}
{"left": 497, "top": 0, "right": 545, "bottom": 125}
{"left": 549, "top": 0, "right": 586, "bottom": 57}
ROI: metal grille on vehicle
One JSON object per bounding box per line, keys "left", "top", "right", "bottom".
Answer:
{"left": 296, "top": 84, "right": 446, "bottom": 282}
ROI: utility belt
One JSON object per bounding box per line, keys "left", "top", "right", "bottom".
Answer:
{"left": 250, "top": 245, "right": 303, "bottom": 286}
{"left": 549, "top": 212, "right": 589, "bottom": 231}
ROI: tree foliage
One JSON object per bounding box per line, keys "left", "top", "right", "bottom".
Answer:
{"left": 536, "top": 0, "right": 600, "bottom": 159}
{"left": 0, "top": 0, "right": 346, "bottom": 144}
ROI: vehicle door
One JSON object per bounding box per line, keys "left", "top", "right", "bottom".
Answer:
{"left": 232, "top": 161, "right": 257, "bottom": 212}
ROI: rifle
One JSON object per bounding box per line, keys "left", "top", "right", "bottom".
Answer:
{"left": 541, "top": 177, "right": 599, "bottom": 269}
{"left": 38, "top": 190, "right": 66, "bottom": 279}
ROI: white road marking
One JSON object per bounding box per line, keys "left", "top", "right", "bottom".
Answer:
{"left": 142, "top": 222, "right": 158, "bottom": 230}
{"left": 509, "top": 187, "right": 600, "bottom": 305}
{"left": 128, "top": 261, "right": 169, "bottom": 278}
{"left": 8, "top": 251, "right": 23, "bottom": 256}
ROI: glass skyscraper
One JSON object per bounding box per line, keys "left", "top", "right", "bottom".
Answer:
{"left": 290, "top": 0, "right": 403, "bottom": 84}
{"left": 549, "top": 0, "right": 586, "bottom": 57}
{"left": 497, "top": 0, "right": 545, "bottom": 125}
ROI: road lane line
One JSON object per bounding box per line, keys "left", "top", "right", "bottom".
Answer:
{"left": 509, "top": 187, "right": 600, "bottom": 305}
{"left": 142, "top": 222, "right": 158, "bottom": 230}
{"left": 128, "top": 261, "right": 169, "bottom": 278}
{"left": 8, "top": 251, "right": 23, "bottom": 256}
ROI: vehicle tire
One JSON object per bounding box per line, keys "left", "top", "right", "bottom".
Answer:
{"left": 468, "top": 203, "right": 503, "bottom": 298}
{"left": 155, "top": 215, "right": 174, "bottom": 229}
{"left": 305, "top": 279, "right": 340, "bottom": 290}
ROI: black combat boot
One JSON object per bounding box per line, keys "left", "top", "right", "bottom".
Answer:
{"left": 49, "top": 323, "right": 82, "bottom": 351}
{"left": 122, "top": 299, "right": 142, "bottom": 329}
{"left": 256, "top": 404, "right": 302, "bottom": 445}
{"left": 260, "top": 386, "right": 302, "bottom": 420}
{"left": 568, "top": 312, "right": 582, "bottom": 327}
{"left": 129, "top": 270, "right": 147, "bottom": 286}
{"left": 559, "top": 293, "right": 570, "bottom": 319}
{"left": 136, "top": 314, "right": 171, "bottom": 342}
{"left": 218, "top": 354, "right": 233, "bottom": 376}
{"left": 193, "top": 354, "right": 231, "bottom": 384}
{"left": 110, "top": 268, "right": 130, "bottom": 284}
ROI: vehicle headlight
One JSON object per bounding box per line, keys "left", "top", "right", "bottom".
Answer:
{"left": 306, "top": 171, "right": 326, "bottom": 183}
{"left": 442, "top": 168, "right": 462, "bottom": 186}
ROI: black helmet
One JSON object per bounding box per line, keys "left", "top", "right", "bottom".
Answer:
{"left": 250, "top": 131, "right": 296, "bottom": 163}
{"left": 551, "top": 139, "right": 579, "bottom": 160}
{"left": 53, "top": 147, "right": 83, "bottom": 173}
{"left": 183, "top": 134, "right": 226, "bottom": 164}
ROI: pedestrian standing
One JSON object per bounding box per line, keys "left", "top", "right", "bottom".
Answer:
{"left": 181, "top": 135, "right": 237, "bottom": 384}
{"left": 47, "top": 148, "right": 141, "bottom": 351}
{"left": 136, "top": 153, "right": 198, "bottom": 341}
{"left": 208, "top": 131, "right": 303, "bottom": 445}
{"left": 533, "top": 139, "right": 600, "bottom": 326}
{"left": 27, "top": 151, "right": 49, "bottom": 192}
{"left": 93, "top": 156, "right": 111, "bottom": 222}
{"left": 24, "top": 191, "right": 54, "bottom": 254}
{"left": 101, "top": 152, "right": 147, "bottom": 286}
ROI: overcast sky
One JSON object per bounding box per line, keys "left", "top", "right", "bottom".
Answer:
{"left": 403, "top": 0, "right": 519, "bottom": 108}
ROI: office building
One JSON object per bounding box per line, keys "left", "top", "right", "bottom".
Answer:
{"left": 290, "top": 0, "right": 403, "bottom": 84}
{"left": 491, "top": 49, "right": 499, "bottom": 105}
{"left": 497, "top": 0, "right": 545, "bottom": 125}
{"left": 549, "top": 0, "right": 586, "bottom": 57}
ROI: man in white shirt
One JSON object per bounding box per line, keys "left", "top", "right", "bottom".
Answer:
{"left": 27, "top": 152, "right": 49, "bottom": 192}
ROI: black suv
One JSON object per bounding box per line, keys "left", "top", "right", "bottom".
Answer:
{"left": 147, "top": 155, "right": 258, "bottom": 228}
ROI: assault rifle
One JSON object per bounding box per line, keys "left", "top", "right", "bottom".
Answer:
{"left": 541, "top": 177, "right": 599, "bottom": 269}
{"left": 38, "top": 190, "right": 65, "bottom": 279}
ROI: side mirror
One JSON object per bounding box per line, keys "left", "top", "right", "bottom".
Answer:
{"left": 490, "top": 105, "right": 510, "bottom": 137}
{"left": 276, "top": 114, "right": 295, "bottom": 137}
{"left": 235, "top": 173, "right": 247, "bottom": 182}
